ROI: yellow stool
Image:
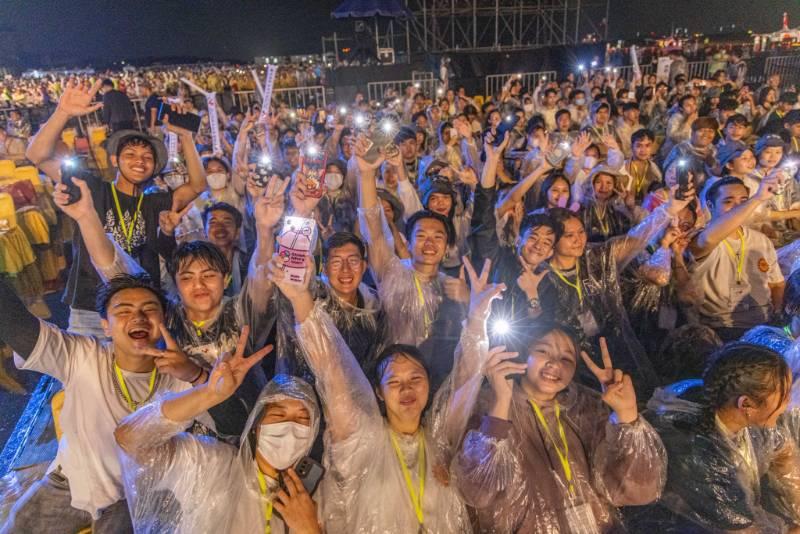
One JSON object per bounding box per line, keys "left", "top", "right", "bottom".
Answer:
{"left": 88, "top": 126, "right": 107, "bottom": 147}
{"left": 61, "top": 128, "right": 77, "bottom": 150}
{"left": 0, "top": 159, "right": 15, "bottom": 179}
{"left": 13, "top": 166, "right": 40, "bottom": 189}
{"left": 0, "top": 193, "right": 17, "bottom": 229}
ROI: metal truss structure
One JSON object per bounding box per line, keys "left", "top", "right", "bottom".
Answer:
{"left": 404, "top": 0, "right": 610, "bottom": 53}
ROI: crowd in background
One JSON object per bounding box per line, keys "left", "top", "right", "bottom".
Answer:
{"left": 4, "top": 39, "right": 800, "bottom": 533}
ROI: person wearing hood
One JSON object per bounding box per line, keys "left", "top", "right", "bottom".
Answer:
{"left": 660, "top": 94, "right": 698, "bottom": 160}
{"left": 743, "top": 269, "right": 800, "bottom": 357}
{"left": 579, "top": 165, "right": 632, "bottom": 243}
{"left": 272, "top": 253, "right": 502, "bottom": 533}
{"left": 114, "top": 345, "right": 323, "bottom": 534}
{"left": 640, "top": 343, "right": 800, "bottom": 532}
{"left": 581, "top": 101, "right": 619, "bottom": 158}
{"left": 316, "top": 159, "right": 357, "bottom": 235}
{"left": 195, "top": 155, "right": 242, "bottom": 211}
{"left": 395, "top": 125, "right": 423, "bottom": 185}
{"left": 565, "top": 132, "right": 625, "bottom": 205}
{"left": 418, "top": 173, "right": 474, "bottom": 275}
{"left": 663, "top": 116, "right": 719, "bottom": 191}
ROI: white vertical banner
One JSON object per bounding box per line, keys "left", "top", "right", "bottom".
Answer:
{"left": 206, "top": 93, "right": 221, "bottom": 155}
{"left": 258, "top": 65, "right": 278, "bottom": 123}
{"left": 631, "top": 45, "right": 641, "bottom": 80}
{"left": 167, "top": 132, "right": 178, "bottom": 163}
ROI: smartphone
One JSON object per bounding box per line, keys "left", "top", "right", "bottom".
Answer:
{"left": 363, "top": 120, "right": 399, "bottom": 163}
{"left": 493, "top": 114, "right": 520, "bottom": 147}
{"left": 300, "top": 150, "right": 327, "bottom": 199}
{"left": 60, "top": 156, "right": 91, "bottom": 204}
{"left": 293, "top": 456, "right": 325, "bottom": 494}
{"left": 157, "top": 102, "right": 201, "bottom": 133}
{"left": 675, "top": 159, "right": 691, "bottom": 200}
{"left": 276, "top": 216, "right": 317, "bottom": 284}
{"left": 252, "top": 155, "right": 272, "bottom": 187}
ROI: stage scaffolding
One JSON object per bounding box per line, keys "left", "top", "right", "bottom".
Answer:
{"left": 404, "top": 0, "right": 610, "bottom": 53}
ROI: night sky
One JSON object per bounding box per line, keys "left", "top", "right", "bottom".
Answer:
{"left": 0, "top": 0, "right": 798, "bottom": 68}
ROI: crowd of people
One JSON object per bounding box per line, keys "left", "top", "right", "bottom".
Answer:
{"left": 3, "top": 42, "right": 800, "bottom": 532}
{"left": 0, "top": 62, "right": 324, "bottom": 110}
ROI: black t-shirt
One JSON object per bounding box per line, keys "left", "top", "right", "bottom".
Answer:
{"left": 64, "top": 174, "right": 172, "bottom": 310}
{"left": 144, "top": 94, "right": 162, "bottom": 127}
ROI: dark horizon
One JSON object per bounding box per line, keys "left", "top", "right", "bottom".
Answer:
{"left": 0, "top": 0, "right": 798, "bottom": 70}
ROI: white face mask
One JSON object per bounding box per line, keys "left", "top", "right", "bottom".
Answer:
{"left": 583, "top": 156, "right": 597, "bottom": 170}
{"left": 206, "top": 172, "right": 228, "bottom": 190}
{"left": 257, "top": 421, "right": 313, "bottom": 471}
{"left": 575, "top": 98, "right": 586, "bottom": 107}
{"left": 163, "top": 172, "right": 185, "bottom": 190}
{"left": 326, "top": 172, "right": 343, "bottom": 191}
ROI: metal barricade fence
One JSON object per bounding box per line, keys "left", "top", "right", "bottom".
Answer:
{"left": 484, "top": 71, "right": 557, "bottom": 99}
{"left": 612, "top": 64, "right": 655, "bottom": 81}
{"left": 367, "top": 77, "right": 438, "bottom": 101}
{"left": 234, "top": 86, "right": 327, "bottom": 111}
{"left": 764, "top": 55, "right": 800, "bottom": 89}
{"left": 686, "top": 61, "right": 710, "bottom": 80}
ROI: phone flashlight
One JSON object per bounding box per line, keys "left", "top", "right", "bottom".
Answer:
{"left": 290, "top": 111, "right": 297, "bottom": 119}
{"left": 380, "top": 120, "right": 396, "bottom": 135}
{"left": 354, "top": 114, "right": 366, "bottom": 127}
{"left": 591, "top": 60, "right": 598, "bottom": 67}
{"left": 260, "top": 154, "right": 272, "bottom": 166}
{"left": 578, "top": 64, "right": 586, "bottom": 71}
{"left": 492, "top": 319, "right": 511, "bottom": 336}
{"left": 306, "top": 144, "right": 319, "bottom": 157}
{"left": 339, "top": 106, "right": 347, "bottom": 115}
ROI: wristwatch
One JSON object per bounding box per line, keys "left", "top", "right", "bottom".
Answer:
{"left": 528, "top": 297, "right": 541, "bottom": 309}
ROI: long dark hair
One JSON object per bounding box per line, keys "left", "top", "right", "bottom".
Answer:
{"left": 535, "top": 171, "right": 571, "bottom": 210}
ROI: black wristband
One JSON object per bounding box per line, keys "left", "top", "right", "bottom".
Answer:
{"left": 189, "top": 366, "right": 205, "bottom": 385}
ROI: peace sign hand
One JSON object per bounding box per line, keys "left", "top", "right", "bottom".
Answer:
{"left": 206, "top": 325, "right": 273, "bottom": 402}
{"left": 464, "top": 256, "right": 506, "bottom": 321}
{"left": 579, "top": 337, "right": 638, "bottom": 424}
{"left": 255, "top": 174, "right": 289, "bottom": 230}
{"left": 141, "top": 324, "right": 202, "bottom": 383}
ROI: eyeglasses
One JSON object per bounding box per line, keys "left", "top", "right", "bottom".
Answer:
{"left": 326, "top": 256, "right": 364, "bottom": 271}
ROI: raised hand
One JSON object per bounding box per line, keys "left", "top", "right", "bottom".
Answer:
{"left": 142, "top": 324, "right": 202, "bottom": 383}
{"left": 516, "top": 261, "right": 547, "bottom": 301}
{"left": 580, "top": 338, "right": 638, "bottom": 423}
{"left": 666, "top": 174, "right": 696, "bottom": 215}
{"left": 255, "top": 174, "right": 289, "bottom": 230}
{"left": 273, "top": 468, "right": 322, "bottom": 534}
{"left": 464, "top": 256, "right": 506, "bottom": 321}
{"left": 456, "top": 167, "right": 478, "bottom": 188}
{"left": 601, "top": 132, "right": 620, "bottom": 152}
{"left": 485, "top": 345, "right": 524, "bottom": 420}
{"left": 483, "top": 130, "right": 509, "bottom": 160}
{"left": 571, "top": 131, "right": 592, "bottom": 159}
{"left": 756, "top": 174, "right": 779, "bottom": 202}
{"left": 53, "top": 178, "right": 94, "bottom": 222}
{"left": 158, "top": 203, "right": 193, "bottom": 237}
{"left": 267, "top": 253, "right": 315, "bottom": 301}
{"left": 443, "top": 264, "right": 470, "bottom": 304}
{"left": 56, "top": 79, "right": 103, "bottom": 117}
{"left": 354, "top": 134, "right": 385, "bottom": 173}
{"left": 289, "top": 172, "right": 324, "bottom": 217}
{"left": 206, "top": 325, "right": 273, "bottom": 401}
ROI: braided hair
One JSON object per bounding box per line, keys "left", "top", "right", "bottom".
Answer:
{"left": 700, "top": 342, "right": 790, "bottom": 433}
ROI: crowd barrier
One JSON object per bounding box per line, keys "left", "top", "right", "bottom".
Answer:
{"left": 484, "top": 71, "right": 558, "bottom": 100}
{"left": 367, "top": 72, "right": 438, "bottom": 102}
{"left": 233, "top": 86, "right": 327, "bottom": 111}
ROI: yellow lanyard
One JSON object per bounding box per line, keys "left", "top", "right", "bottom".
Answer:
{"left": 389, "top": 431, "right": 426, "bottom": 526}
{"left": 793, "top": 137, "right": 799, "bottom": 153}
{"left": 552, "top": 262, "right": 583, "bottom": 304}
{"left": 412, "top": 273, "right": 432, "bottom": 333}
{"left": 592, "top": 204, "right": 610, "bottom": 236}
{"left": 530, "top": 400, "right": 575, "bottom": 495}
{"left": 110, "top": 184, "right": 144, "bottom": 253}
{"left": 191, "top": 320, "right": 206, "bottom": 337}
{"left": 722, "top": 228, "right": 746, "bottom": 283}
{"left": 113, "top": 362, "right": 157, "bottom": 411}
{"left": 255, "top": 469, "right": 274, "bottom": 534}
{"left": 629, "top": 160, "right": 649, "bottom": 194}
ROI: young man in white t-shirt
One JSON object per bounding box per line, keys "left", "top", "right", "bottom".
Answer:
{"left": 0, "top": 275, "right": 205, "bottom": 534}
{"left": 690, "top": 175, "right": 785, "bottom": 341}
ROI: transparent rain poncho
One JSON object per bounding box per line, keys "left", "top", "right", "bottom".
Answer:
{"left": 537, "top": 205, "right": 674, "bottom": 396}
{"left": 116, "top": 374, "right": 321, "bottom": 534}
{"left": 294, "top": 302, "right": 476, "bottom": 533}
{"left": 452, "top": 380, "right": 667, "bottom": 533}
{"left": 644, "top": 385, "right": 800, "bottom": 533}
{"left": 358, "top": 204, "right": 466, "bottom": 388}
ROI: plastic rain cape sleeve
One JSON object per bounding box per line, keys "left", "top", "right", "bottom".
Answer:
{"left": 115, "top": 375, "right": 321, "bottom": 534}
{"left": 646, "top": 387, "right": 800, "bottom": 533}
{"left": 451, "top": 377, "right": 667, "bottom": 533}
{"left": 358, "top": 204, "right": 444, "bottom": 347}
{"left": 293, "top": 301, "right": 473, "bottom": 533}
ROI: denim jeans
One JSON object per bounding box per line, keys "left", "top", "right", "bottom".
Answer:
{"left": 0, "top": 469, "right": 133, "bottom": 534}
